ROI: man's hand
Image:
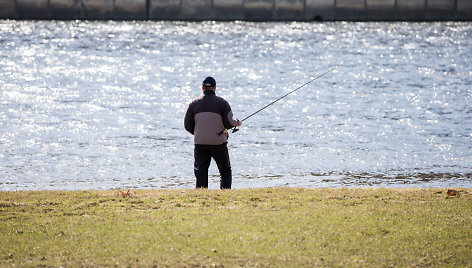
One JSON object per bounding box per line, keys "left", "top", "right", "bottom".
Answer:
{"left": 237, "top": 120, "right": 242, "bottom": 127}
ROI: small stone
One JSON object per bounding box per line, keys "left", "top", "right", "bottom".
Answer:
{"left": 211, "top": 249, "right": 217, "bottom": 253}
{"left": 16, "top": 230, "right": 23, "bottom": 234}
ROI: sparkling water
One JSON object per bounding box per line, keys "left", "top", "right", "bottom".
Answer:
{"left": 1, "top": 21, "right": 471, "bottom": 190}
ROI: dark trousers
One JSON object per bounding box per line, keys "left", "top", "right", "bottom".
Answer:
{"left": 194, "top": 143, "right": 232, "bottom": 189}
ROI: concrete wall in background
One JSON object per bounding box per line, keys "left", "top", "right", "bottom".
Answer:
{"left": 1, "top": 0, "right": 471, "bottom": 20}
{"left": 0, "top": 0, "right": 16, "bottom": 18}
{"left": 50, "top": 0, "right": 81, "bottom": 19}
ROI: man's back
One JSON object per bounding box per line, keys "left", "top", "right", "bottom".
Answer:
{"left": 184, "top": 90, "right": 238, "bottom": 145}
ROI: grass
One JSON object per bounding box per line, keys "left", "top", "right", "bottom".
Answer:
{"left": 1, "top": 188, "right": 471, "bottom": 267}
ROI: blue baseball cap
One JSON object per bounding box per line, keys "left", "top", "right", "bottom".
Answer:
{"left": 202, "top": 76, "right": 216, "bottom": 87}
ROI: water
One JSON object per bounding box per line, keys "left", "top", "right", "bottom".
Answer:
{"left": 1, "top": 20, "right": 471, "bottom": 190}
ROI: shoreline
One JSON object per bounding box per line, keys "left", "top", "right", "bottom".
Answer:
{"left": 1, "top": 186, "right": 471, "bottom": 192}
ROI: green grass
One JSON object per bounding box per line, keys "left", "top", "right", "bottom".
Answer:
{"left": 1, "top": 188, "right": 471, "bottom": 267}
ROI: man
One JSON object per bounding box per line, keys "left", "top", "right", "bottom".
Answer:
{"left": 184, "top": 76, "right": 242, "bottom": 189}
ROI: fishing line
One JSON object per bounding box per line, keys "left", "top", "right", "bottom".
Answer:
{"left": 218, "top": 67, "right": 336, "bottom": 135}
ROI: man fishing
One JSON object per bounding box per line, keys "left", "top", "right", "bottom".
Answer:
{"left": 184, "top": 76, "right": 242, "bottom": 189}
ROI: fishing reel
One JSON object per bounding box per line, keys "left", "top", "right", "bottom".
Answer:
{"left": 218, "top": 127, "right": 239, "bottom": 137}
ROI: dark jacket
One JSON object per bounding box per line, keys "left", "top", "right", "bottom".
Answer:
{"left": 184, "top": 90, "right": 239, "bottom": 145}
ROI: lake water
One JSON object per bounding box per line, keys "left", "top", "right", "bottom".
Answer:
{"left": 1, "top": 20, "right": 471, "bottom": 190}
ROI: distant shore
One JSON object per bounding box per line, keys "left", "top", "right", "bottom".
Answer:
{"left": 2, "top": 0, "right": 472, "bottom": 21}
{"left": 1, "top": 188, "right": 471, "bottom": 267}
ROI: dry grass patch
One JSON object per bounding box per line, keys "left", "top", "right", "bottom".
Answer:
{"left": 1, "top": 188, "right": 471, "bottom": 267}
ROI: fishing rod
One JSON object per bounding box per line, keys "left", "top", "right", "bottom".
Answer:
{"left": 218, "top": 67, "right": 336, "bottom": 135}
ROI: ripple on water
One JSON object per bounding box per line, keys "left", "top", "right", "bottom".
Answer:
{"left": 0, "top": 21, "right": 471, "bottom": 190}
